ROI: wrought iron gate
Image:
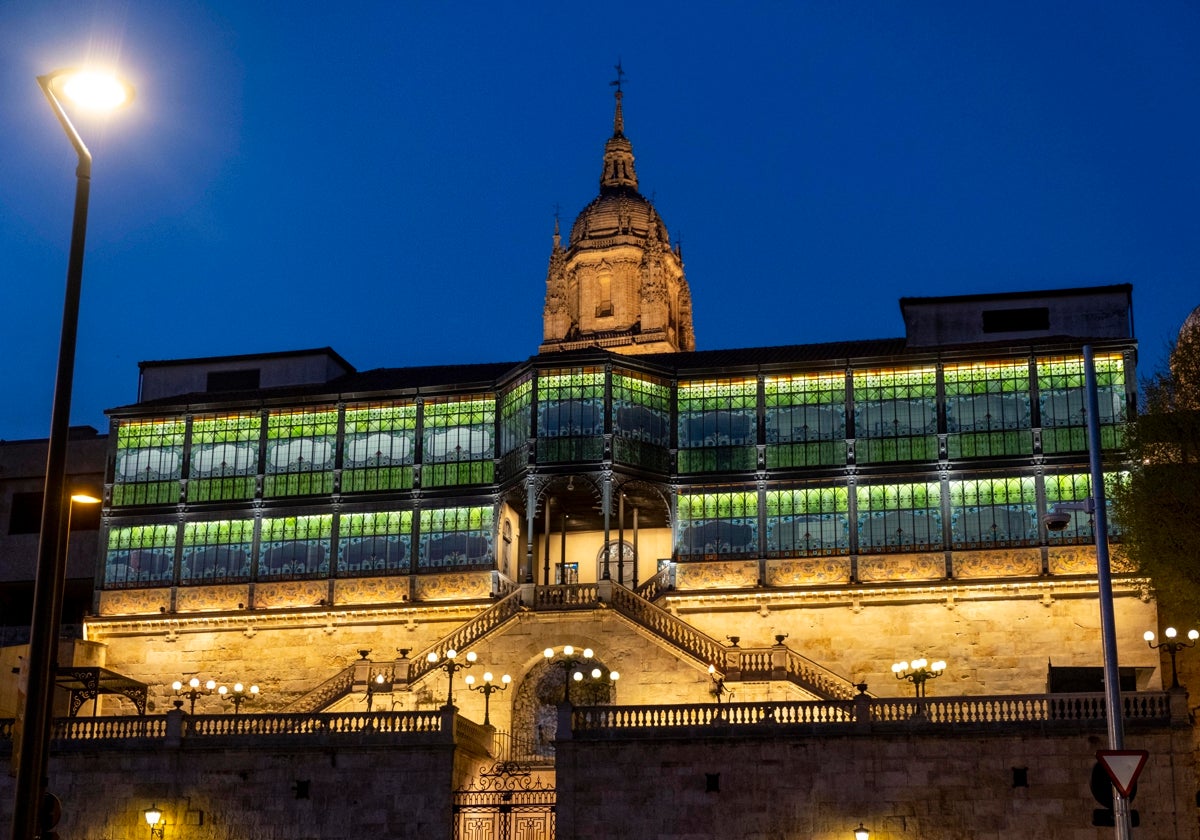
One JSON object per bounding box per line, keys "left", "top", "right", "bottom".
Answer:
{"left": 453, "top": 761, "right": 555, "bottom": 840}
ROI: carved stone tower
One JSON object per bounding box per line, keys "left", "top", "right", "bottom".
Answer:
{"left": 540, "top": 85, "right": 695, "bottom": 355}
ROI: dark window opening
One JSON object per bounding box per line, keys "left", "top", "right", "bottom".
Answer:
{"left": 8, "top": 491, "right": 42, "bottom": 534}
{"left": 1047, "top": 665, "right": 1136, "bottom": 693}
{"left": 207, "top": 369, "right": 261, "bottom": 392}
{"left": 982, "top": 307, "right": 1050, "bottom": 333}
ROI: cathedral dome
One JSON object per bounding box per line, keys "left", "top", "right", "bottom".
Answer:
{"left": 569, "top": 188, "right": 667, "bottom": 248}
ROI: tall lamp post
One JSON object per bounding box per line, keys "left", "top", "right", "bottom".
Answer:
{"left": 1144, "top": 627, "right": 1198, "bottom": 690}
{"left": 464, "top": 672, "right": 511, "bottom": 726}
{"left": 427, "top": 649, "right": 477, "bottom": 707}
{"left": 1043, "top": 345, "right": 1129, "bottom": 840}
{"left": 11, "top": 67, "right": 133, "bottom": 840}
{"left": 891, "top": 658, "right": 946, "bottom": 699}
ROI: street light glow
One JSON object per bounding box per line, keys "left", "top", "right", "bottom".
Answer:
{"left": 59, "top": 69, "right": 133, "bottom": 110}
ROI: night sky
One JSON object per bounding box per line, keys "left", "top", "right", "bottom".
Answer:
{"left": 2, "top": 2, "right": 1197, "bottom": 442}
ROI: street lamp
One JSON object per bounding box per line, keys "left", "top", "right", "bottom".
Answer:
{"left": 707, "top": 664, "right": 733, "bottom": 708}
{"left": 171, "top": 677, "right": 217, "bottom": 714}
{"left": 543, "top": 646, "right": 618, "bottom": 705}
{"left": 1041, "top": 345, "right": 1131, "bottom": 839}
{"left": 427, "top": 649, "right": 476, "bottom": 707}
{"left": 464, "top": 671, "right": 511, "bottom": 726}
{"left": 218, "top": 682, "right": 260, "bottom": 715}
{"left": 1144, "top": 627, "right": 1198, "bottom": 690}
{"left": 891, "top": 658, "right": 946, "bottom": 698}
{"left": 143, "top": 804, "right": 164, "bottom": 839}
{"left": 11, "top": 66, "right": 134, "bottom": 840}
{"left": 853, "top": 823, "right": 870, "bottom": 840}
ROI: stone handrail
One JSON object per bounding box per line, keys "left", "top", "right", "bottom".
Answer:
{"left": 186, "top": 709, "right": 445, "bottom": 736}
{"left": 728, "top": 647, "right": 860, "bottom": 701}
{"left": 533, "top": 583, "right": 599, "bottom": 609}
{"left": 607, "top": 583, "right": 857, "bottom": 700}
{"left": 281, "top": 663, "right": 357, "bottom": 712}
{"left": 408, "top": 588, "right": 525, "bottom": 684}
{"left": 634, "top": 566, "right": 671, "bottom": 602}
{"left": 52, "top": 716, "right": 167, "bottom": 741}
{"left": 570, "top": 691, "right": 1176, "bottom": 733}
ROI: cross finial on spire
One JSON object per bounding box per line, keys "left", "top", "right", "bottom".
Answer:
{"left": 610, "top": 60, "right": 627, "bottom": 136}
{"left": 610, "top": 60, "right": 626, "bottom": 94}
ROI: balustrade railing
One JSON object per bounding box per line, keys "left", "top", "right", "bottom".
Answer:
{"left": 282, "top": 664, "right": 357, "bottom": 713}
{"left": 634, "top": 566, "right": 672, "bottom": 602}
{"left": 53, "top": 716, "right": 166, "bottom": 740}
{"left": 409, "top": 588, "right": 525, "bottom": 683}
{"left": 608, "top": 583, "right": 725, "bottom": 669}
{"left": 186, "top": 710, "right": 445, "bottom": 736}
{"left": 533, "top": 583, "right": 599, "bottom": 609}
{"left": 570, "top": 691, "right": 1174, "bottom": 734}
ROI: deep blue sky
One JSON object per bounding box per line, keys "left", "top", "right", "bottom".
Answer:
{"left": 2, "top": 2, "right": 1197, "bottom": 441}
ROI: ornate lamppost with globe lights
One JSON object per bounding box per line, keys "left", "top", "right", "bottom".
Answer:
{"left": 171, "top": 677, "right": 217, "bottom": 714}
{"left": 891, "top": 658, "right": 946, "bottom": 698}
{"left": 543, "top": 645, "right": 619, "bottom": 705}
{"left": 1144, "top": 626, "right": 1199, "bottom": 690}
{"left": 427, "top": 649, "right": 477, "bottom": 707}
{"left": 464, "top": 671, "right": 511, "bottom": 726}
{"left": 218, "top": 682, "right": 260, "bottom": 715}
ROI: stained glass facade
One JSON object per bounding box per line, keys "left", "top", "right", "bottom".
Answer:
{"left": 856, "top": 481, "right": 942, "bottom": 552}
{"left": 113, "top": 419, "right": 185, "bottom": 506}
{"left": 852, "top": 367, "right": 938, "bottom": 464}
{"left": 264, "top": 408, "right": 337, "bottom": 497}
{"left": 1044, "top": 471, "right": 1124, "bottom": 542}
{"left": 104, "top": 523, "right": 177, "bottom": 588}
{"left": 181, "top": 519, "right": 254, "bottom": 583}
{"left": 677, "top": 379, "right": 757, "bottom": 473}
{"left": 338, "top": 511, "right": 412, "bottom": 576}
{"left": 188, "top": 413, "right": 261, "bottom": 502}
{"left": 418, "top": 506, "right": 494, "bottom": 570}
{"left": 764, "top": 373, "right": 847, "bottom": 468}
{"left": 1037, "top": 354, "right": 1126, "bottom": 454}
{"left": 944, "top": 361, "right": 1033, "bottom": 458}
{"left": 259, "top": 515, "right": 332, "bottom": 578}
{"left": 948, "top": 476, "right": 1038, "bottom": 549}
{"left": 536, "top": 368, "right": 605, "bottom": 462}
{"left": 765, "top": 486, "right": 850, "bottom": 557}
{"left": 422, "top": 397, "right": 496, "bottom": 487}
{"left": 342, "top": 402, "right": 416, "bottom": 493}
{"left": 612, "top": 369, "right": 671, "bottom": 470}
{"left": 677, "top": 489, "right": 759, "bottom": 558}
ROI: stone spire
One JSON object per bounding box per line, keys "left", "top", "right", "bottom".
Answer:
{"left": 600, "top": 76, "right": 638, "bottom": 193}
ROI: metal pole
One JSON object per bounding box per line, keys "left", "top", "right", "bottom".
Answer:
{"left": 1084, "top": 345, "right": 1130, "bottom": 840}
{"left": 11, "top": 77, "right": 93, "bottom": 840}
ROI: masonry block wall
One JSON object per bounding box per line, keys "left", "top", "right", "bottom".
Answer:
{"left": 555, "top": 726, "right": 1198, "bottom": 840}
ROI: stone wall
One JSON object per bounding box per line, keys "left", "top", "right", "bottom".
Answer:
{"left": 556, "top": 723, "right": 1197, "bottom": 840}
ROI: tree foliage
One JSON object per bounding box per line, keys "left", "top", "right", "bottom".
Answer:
{"left": 1113, "top": 323, "right": 1200, "bottom": 620}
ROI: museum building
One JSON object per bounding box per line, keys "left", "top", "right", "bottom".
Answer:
{"left": 2, "top": 86, "right": 1193, "bottom": 840}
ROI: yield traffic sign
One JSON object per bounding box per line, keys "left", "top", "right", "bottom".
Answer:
{"left": 1096, "top": 750, "right": 1149, "bottom": 797}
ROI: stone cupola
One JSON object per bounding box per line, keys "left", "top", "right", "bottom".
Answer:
{"left": 541, "top": 81, "right": 695, "bottom": 355}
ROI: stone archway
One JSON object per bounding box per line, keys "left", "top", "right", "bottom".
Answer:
{"left": 509, "top": 656, "right": 618, "bottom": 761}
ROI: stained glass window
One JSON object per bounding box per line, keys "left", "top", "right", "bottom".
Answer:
{"left": 1037, "top": 354, "right": 1126, "bottom": 454}
{"left": 342, "top": 402, "right": 416, "bottom": 493}
{"left": 499, "top": 376, "right": 533, "bottom": 456}
{"left": 536, "top": 368, "right": 605, "bottom": 462}
{"left": 338, "top": 511, "right": 412, "bottom": 576}
{"left": 764, "top": 372, "right": 847, "bottom": 468}
{"left": 103, "top": 524, "right": 176, "bottom": 588}
{"left": 856, "top": 481, "right": 942, "bottom": 552}
{"left": 264, "top": 408, "right": 337, "bottom": 497}
{"left": 258, "top": 515, "right": 332, "bottom": 578}
{"left": 422, "top": 397, "right": 496, "bottom": 487}
{"left": 181, "top": 520, "right": 254, "bottom": 583}
{"left": 187, "top": 413, "right": 261, "bottom": 502}
{"left": 677, "top": 489, "right": 759, "bottom": 559}
{"left": 112, "top": 418, "right": 185, "bottom": 506}
{"left": 677, "top": 379, "right": 757, "bottom": 473}
{"left": 948, "top": 476, "right": 1038, "bottom": 548}
{"left": 1044, "top": 472, "right": 1123, "bottom": 543}
{"left": 418, "top": 506, "right": 494, "bottom": 570}
{"left": 944, "top": 360, "right": 1033, "bottom": 458}
{"left": 765, "top": 486, "right": 850, "bottom": 556}
{"left": 612, "top": 369, "right": 671, "bottom": 470}
{"left": 852, "top": 367, "right": 938, "bottom": 463}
